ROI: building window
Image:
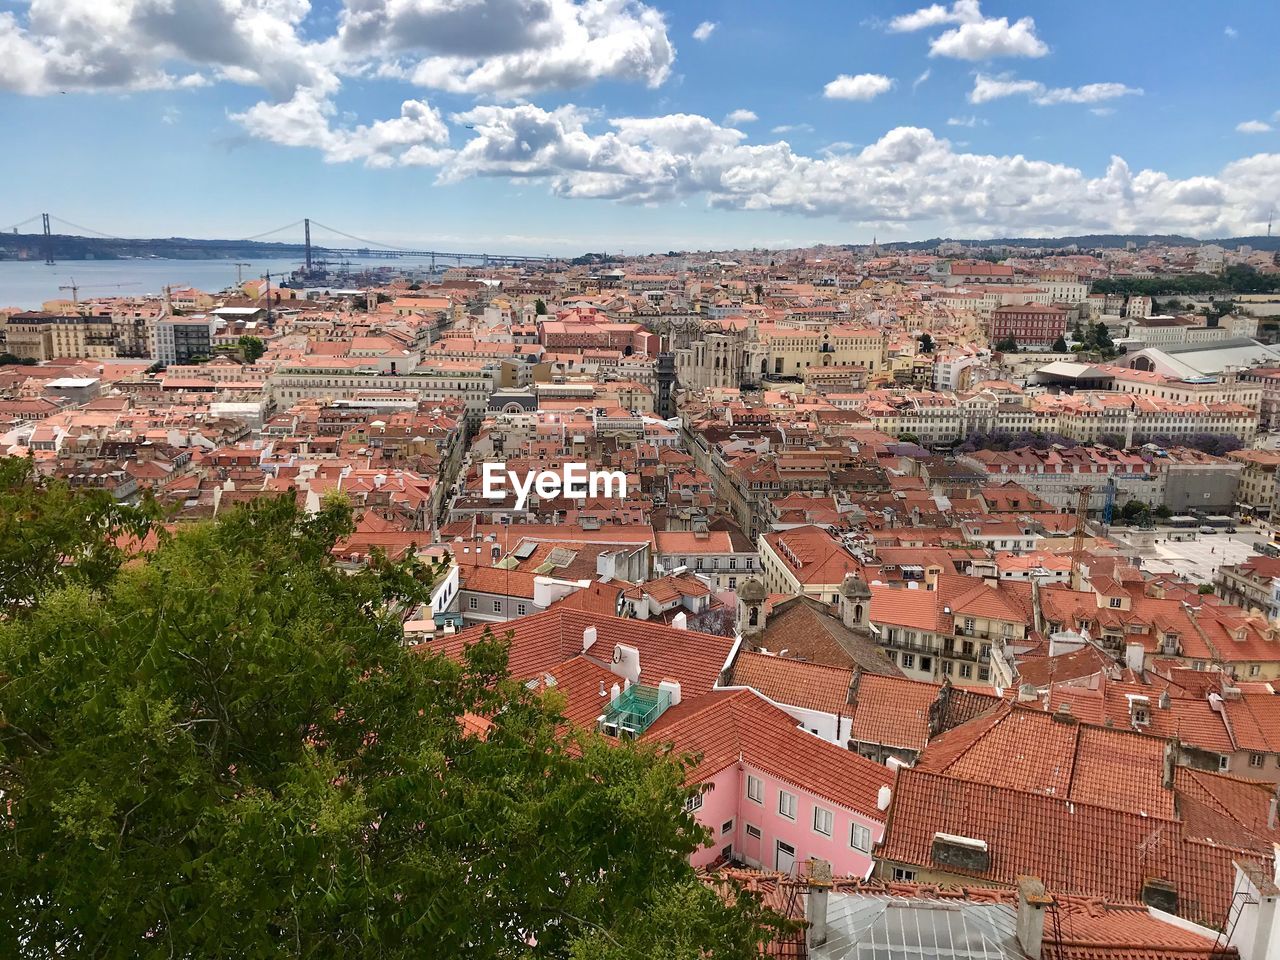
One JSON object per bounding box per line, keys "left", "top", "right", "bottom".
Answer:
{"left": 850, "top": 822, "right": 872, "bottom": 852}
{"left": 685, "top": 793, "right": 703, "bottom": 812}
{"left": 492, "top": 600, "right": 502, "bottom": 613}
{"left": 1251, "top": 753, "right": 1265, "bottom": 768}
{"left": 942, "top": 661, "right": 954, "bottom": 676}
{"left": 813, "top": 807, "right": 833, "bottom": 837}
{"left": 1109, "top": 597, "right": 1123, "bottom": 608}
{"left": 745, "top": 824, "right": 762, "bottom": 839}
{"left": 747, "top": 775, "right": 763, "bottom": 803}
{"left": 902, "top": 654, "right": 915, "bottom": 669}
{"left": 468, "top": 597, "right": 478, "bottom": 610}
{"left": 516, "top": 603, "right": 527, "bottom": 616}
{"left": 892, "top": 868, "right": 917, "bottom": 883}
{"left": 778, "top": 790, "right": 797, "bottom": 821}
{"left": 959, "top": 664, "right": 973, "bottom": 679}
{"left": 979, "top": 667, "right": 990, "bottom": 682}
{"left": 1251, "top": 665, "right": 1261, "bottom": 676}
{"left": 964, "top": 617, "right": 975, "bottom": 633}
{"left": 722, "top": 819, "right": 734, "bottom": 835}
{"left": 920, "top": 656, "right": 932, "bottom": 672}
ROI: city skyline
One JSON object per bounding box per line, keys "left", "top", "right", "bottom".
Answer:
{"left": 1, "top": 1, "right": 1279, "bottom": 253}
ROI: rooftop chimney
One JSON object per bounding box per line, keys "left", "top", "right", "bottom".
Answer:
{"left": 1015, "top": 876, "right": 1051, "bottom": 960}
{"left": 583, "top": 625, "right": 598, "bottom": 653}
{"left": 671, "top": 611, "right": 688, "bottom": 631}
{"left": 805, "top": 859, "right": 833, "bottom": 949}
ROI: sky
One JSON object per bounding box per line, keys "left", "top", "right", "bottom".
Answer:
{"left": 1, "top": 0, "right": 1278, "bottom": 255}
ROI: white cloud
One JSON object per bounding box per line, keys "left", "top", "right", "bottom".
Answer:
{"left": 888, "top": 0, "right": 982, "bottom": 33}
{"left": 823, "top": 73, "right": 894, "bottom": 101}
{"left": 724, "top": 109, "right": 758, "bottom": 126}
{"left": 232, "top": 88, "right": 452, "bottom": 167}
{"left": 772, "top": 123, "right": 814, "bottom": 135}
{"left": 393, "top": 0, "right": 675, "bottom": 98}
{"left": 968, "top": 74, "right": 1041, "bottom": 103}
{"left": 692, "top": 20, "right": 716, "bottom": 41}
{"left": 946, "top": 115, "right": 984, "bottom": 127}
{"left": 969, "top": 73, "right": 1142, "bottom": 106}
{"left": 912, "top": 68, "right": 931, "bottom": 92}
{"left": 0, "top": 0, "right": 330, "bottom": 97}
{"left": 1237, "top": 120, "right": 1273, "bottom": 134}
{"left": 1224, "top": 25, "right": 1238, "bottom": 38}
{"left": 1090, "top": 107, "right": 1115, "bottom": 117}
{"left": 930, "top": 16, "right": 1047, "bottom": 60}
{"left": 412, "top": 104, "right": 1280, "bottom": 237}
{"left": 0, "top": 0, "right": 677, "bottom": 106}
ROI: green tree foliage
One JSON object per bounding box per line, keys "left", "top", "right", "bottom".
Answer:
{"left": 994, "top": 335, "right": 1018, "bottom": 352}
{"left": 534, "top": 298, "right": 548, "bottom": 315}
{"left": 237, "top": 335, "right": 266, "bottom": 363}
{"left": 0, "top": 469, "right": 783, "bottom": 958}
{"left": 1119, "top": 499, "right": 1151, "bottom": 525}
{"left": 1051, "top": 335, "right": 1068, "bottom": 352}
{"left": 0, "top": 352, "right": 38, "bottom": 366}
{"left": 1093, "top": 265, "right": 1280, "bottom": 297}
{"left": 917, "top": 333, "right": 934, "bottom": 353}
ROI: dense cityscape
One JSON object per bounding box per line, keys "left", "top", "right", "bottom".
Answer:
{"left": 6, "top": 0, "right": 1280, "bottom": 957}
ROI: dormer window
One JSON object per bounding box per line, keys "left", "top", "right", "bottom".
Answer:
{"left": 1109, "top": 597, "right": 1123, "bottom": 608}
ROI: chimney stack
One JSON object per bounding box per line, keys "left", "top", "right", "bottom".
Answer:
{"left": 805, "top": 859, "right": 833, "bottom": 949}
{"left": 1015, "top": 876, "right": 1051, "bottom": 960}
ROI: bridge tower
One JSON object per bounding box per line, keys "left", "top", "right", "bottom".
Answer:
{"left": 42, "top": 212, "right": 54, "bottom": 265}
{"left": 304, "top": 218, "right": 312, "bottom": 273}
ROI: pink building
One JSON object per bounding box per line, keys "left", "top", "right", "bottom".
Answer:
{"left": 643, "top": 688, "right": 892, "bottom": 876}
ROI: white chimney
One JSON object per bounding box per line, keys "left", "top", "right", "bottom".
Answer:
{"left": 658, "top": 678, "right": 682, "bottom": 706}
{"left": 1125, "top": 641, "right": 1145, "bottom": 674}
{"left": 877, "top": 785, "right": 893, "bottom": 811}
{"left": 609, "top": 682, "right": 620, "bottom": 703}
{"left": 672, "top": 611, "right": 688, "bottom": 630}
{"left": 611, "top": 643, "right": 641, "bottom": 685}
{"left": 806, "top": 859, "right": 833, "bottom": 949}
{"left": 1015, "top": 876, "right": 1050, "bottom": 960}
{"left": 583, "top": 625, "right": 598, "bottom": 653}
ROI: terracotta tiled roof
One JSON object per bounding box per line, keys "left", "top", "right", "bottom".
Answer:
{"left": 727, "top": 651, "right": 854, "bottom": 715}
{"left": 644, "top": 689, "right": 891, "bottom": 816}
{"left": 752, "top": 597, "right": 903, "bottom": 676}
{"left": 879, "top": 766, "right": 1268, "bottom": 926}
{"left": 849, "top": 674, "right": 946, "bottom": 753}
{"left": 416, "top": 608, "right": 734, "bottom": 698}
{"left": 917, "top": 702, "right": 1175, "bottom": 818}
{"left": 700, "top": 870, "right": 1240, "bottom": 960}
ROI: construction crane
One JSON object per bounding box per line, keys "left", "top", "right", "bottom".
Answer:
{"left": 233, "top": 262, "right": 252, "bottom": 286}
{"left": 57, "top": 278, "right": 79, "bottom": 306}
{"left": 1071, "top": 485, "right": 1093, "bottom": 591}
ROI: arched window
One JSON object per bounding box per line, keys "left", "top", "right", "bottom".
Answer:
{"left": 748, "top": 606, "right": 760, "bottom": 627}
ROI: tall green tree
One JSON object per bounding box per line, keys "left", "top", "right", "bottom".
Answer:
{"left": 237, "top": 335, "right": 266, "bottom": 363}
{"left": 534, "top": 298, "right": 548, "bottom": 315}
{"left": 0, "top": 473, "right": 782, "bottom": 958}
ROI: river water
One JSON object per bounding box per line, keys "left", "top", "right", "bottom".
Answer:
{"left": 0, "top": 256, "right": 430, "bottom": 310}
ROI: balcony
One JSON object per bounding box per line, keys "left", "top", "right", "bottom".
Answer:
{"left": 881, "top": 635, "right": 939, "bottom": 655}
{"left": 598, "top": 684, "right": 672, "bottom": 738}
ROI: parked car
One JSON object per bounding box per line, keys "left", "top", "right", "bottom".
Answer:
{"left": 1198, "top": 525, "right": 1217, "bottom": 534}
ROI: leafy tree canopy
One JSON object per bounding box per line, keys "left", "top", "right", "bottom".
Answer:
{"left": 237, "top": 335, "right": 266, "bottom": 363}
{"left": 0, "top": 464, "right": 781, "bottom": 958}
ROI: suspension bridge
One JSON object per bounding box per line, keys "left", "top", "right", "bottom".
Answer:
{"left": 2, "top": 214, "right": 560, "bottom": 269}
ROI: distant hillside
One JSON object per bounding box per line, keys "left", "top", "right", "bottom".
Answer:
{"left": 877, "top": 234, "right": 1280, "bottom": 252}
{"left": 0, "top": 232, "right": 327, "bottom": 262}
